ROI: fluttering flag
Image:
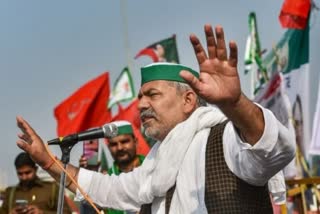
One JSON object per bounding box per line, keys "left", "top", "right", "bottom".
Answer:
{"left": 245, "top": 9, "right": 310, "bottom": 180}
{"left": 111, "top": 99, "right": 150, "bottom": 155}
{"left": 135, "top": 35, "right": 179, "bottom": 63}
{"left": 261, "top": 20, "right": 310, "bottom": 161}
{"left": 279, "top": 0, "right": 311, "bottom": 29}
{"left": 244, "top": 12, "right": 268, "bottom": 96}
{"left": 54, "top": 72, "right": 112, "bottom": 136}
{"left": 108, "top": 67, "right": 135, "bottom": 109}
{"left": 244, "top": 12, "right": 263, "bottom": 73}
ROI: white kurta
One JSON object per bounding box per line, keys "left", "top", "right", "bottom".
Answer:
{"left": 76, "top": 105, "right": 295, "bottom": 213}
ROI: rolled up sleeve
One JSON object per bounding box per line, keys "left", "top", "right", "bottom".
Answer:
{"left": 223, "top": 105, "right": 296, "bottom": 186}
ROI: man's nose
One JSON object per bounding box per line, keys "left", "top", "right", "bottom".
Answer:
{"left": 20, "top": 174, "right": 28, "bottom": 180}
{"left": 116, "top": 143, "right": 124, "bottom": 151}
{"left": 138, "top": 96, "right": 150, "bottom": 111}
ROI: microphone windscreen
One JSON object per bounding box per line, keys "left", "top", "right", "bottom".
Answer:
{"left": 103, "top": 124, "right": 118, "bottom": 138}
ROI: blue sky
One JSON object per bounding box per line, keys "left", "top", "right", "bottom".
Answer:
{"left": 1, "top": 0, "right": 319, "bottom": 186}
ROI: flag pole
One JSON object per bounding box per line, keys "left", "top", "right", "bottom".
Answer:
{"left": 250, "top": 63, "right": 257, "bottom": 99}
{"left": 120, "top": 0, "right": 133, "bottom": 73}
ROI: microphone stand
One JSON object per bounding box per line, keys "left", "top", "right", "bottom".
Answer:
{"left": 56, "top": 141, "right": 76, "bottom": 214}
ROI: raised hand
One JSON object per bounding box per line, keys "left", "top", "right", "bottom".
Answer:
{"left": 180, "top": 24, "right": 241, "bottom": 107}
{"left": 16, "top": 116, "right": 80, "bottom": 193}
{"left": 16, "top": 116, "right": 50, "bottom": 168}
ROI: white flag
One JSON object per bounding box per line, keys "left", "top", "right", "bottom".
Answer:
{"left": 309, "top": 80, "right": 320, "bottom": 154}
{"left": 108, "top": 67, "right": 135, "bottom": 108}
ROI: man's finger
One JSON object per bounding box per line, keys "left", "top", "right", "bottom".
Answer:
{"left": 215, "top": 25, "right": 227, "bottom": 60}
{"left": 18, "top": 133, "right": 31, "bottom": 144}
{"left": 205, "top": 24, "right": 216, "bottom": 59}
{"left": 17, "top": 117, "right": 28, "bottom": 134}
{"left": 17, "top": 139, "right": 31, "bottom": 153}
{"left": 17, "top": 116, "right": 35, "bottom": 134}
{"left": 17, "top": 116, "right": 38, "bottom": 140}
{"left": 190, "top": 34, "right": 207, "bottom": 65}
{"left": 228, "top": 41, "right": 238, "bottom": 67}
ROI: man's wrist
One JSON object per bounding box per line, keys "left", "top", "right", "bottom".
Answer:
{"left": 41, "top": 156, "right": 57, "bottom": 170}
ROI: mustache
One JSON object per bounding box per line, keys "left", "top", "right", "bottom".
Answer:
{"left": 140, "top": 109, "right": 157, "bottom": 120}
{"left": 115, "top": 151, "right": 128, "bottom": 157}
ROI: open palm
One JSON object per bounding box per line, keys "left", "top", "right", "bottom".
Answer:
{"left": 181, "top": 25, "right": 241, "bottom": 106}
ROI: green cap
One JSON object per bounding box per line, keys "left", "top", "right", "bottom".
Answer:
{"left": 110, "top": 120, "right": 134, "bottom": 137}
{"left": 140, "top": 62, "right": 199, "bottom": 86}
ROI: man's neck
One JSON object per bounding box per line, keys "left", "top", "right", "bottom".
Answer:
{"left": 117, "top": 156, "right": 140, "bottom": 173}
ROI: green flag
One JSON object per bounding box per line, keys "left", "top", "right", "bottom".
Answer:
{"left": 100, "top": 148, "right": 109, "bottom": 172}
{"left": 244, "top": 12, "right": 268, "bottom": 95}
{"left": 135, "top": 35, "right": 179, "bottom": 63}
{"left": 108, "top": 67, "right": 135, "bottom": 109}
{"left": 99, "top": 142, "right": 115, "bottom": 172}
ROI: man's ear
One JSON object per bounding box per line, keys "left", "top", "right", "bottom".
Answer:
{"left": 182, "top": 90, "right": 197, "bottom": 114}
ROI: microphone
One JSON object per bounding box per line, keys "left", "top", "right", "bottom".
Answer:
{"left": 48, "top": 123, "right": 118, "bottom": 147}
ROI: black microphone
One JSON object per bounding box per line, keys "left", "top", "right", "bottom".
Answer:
{"left": 48, "top": 123, "right": 118, "bottom": 147}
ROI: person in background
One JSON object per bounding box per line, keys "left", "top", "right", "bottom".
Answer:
{"left": 79, "top": 120, "right": 145, "bottom": 214}
{"left": 0, "top": 152, "right": 71, "bottom": 214}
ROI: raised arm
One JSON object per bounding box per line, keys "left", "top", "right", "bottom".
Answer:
{"left": 16, "top": 116, "right": 79, "bottom": 192}
{"left": 180, "top": 24, "right": 264, "bottom": 145}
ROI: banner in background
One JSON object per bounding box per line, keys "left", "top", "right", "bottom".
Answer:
{"left": 254, "top": 72, "right": 292, "bottom": 128}
{"left": 263, "top": 27, "right": 310, "bottom": 158}
{"left": 309, "top": 81, "right": 320, "bottom": 154}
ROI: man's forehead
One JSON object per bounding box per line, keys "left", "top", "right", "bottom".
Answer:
{"left": 109, "top": 134, "right": 134, "bottom": 142}
{"left": 17, "top": 165, "right": 35, "bottom": 172}
{"left": 139, "top": 80, "right": 173, "bottom": 93}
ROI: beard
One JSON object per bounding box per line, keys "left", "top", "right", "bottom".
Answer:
{"left": 20, "top": 178, "right": 36, "bottom": 189}
{"left": 114, "top": 151, "right": 136, "bottom": 165}
{"left": 140, "top": 108, "right": 162, "bottom": 140}
{"left": 144, "top": 128, "right": 161, "bottom": 141}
